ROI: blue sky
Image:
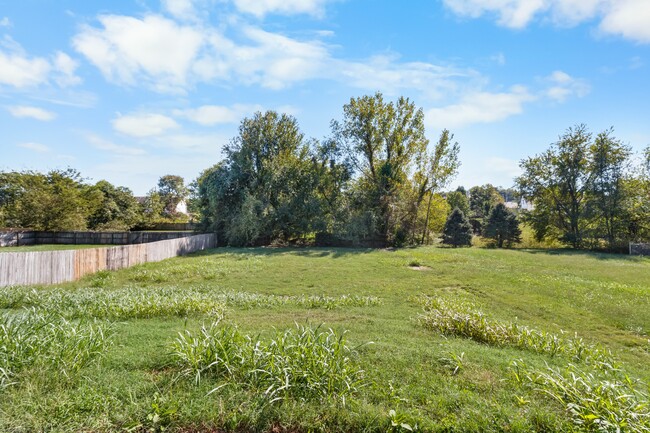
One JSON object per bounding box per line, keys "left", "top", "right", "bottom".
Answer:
{"left": 1, "top": 0, "right": 649, "bottom": 195}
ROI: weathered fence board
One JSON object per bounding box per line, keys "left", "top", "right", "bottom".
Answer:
{"left": 0, "top": 234, "right": 216, "bottom": 287}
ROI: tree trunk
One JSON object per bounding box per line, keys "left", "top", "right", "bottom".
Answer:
{"left": 421, "top": 193, "right": 433, "bottom": 244}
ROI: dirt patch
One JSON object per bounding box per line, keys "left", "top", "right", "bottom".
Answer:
{"left": 409, "top": 265, "right": 431, "bottom": 271}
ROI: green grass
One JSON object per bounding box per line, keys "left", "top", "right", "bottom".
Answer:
{"left": 0, "top": 246, "right": 649, "bottom": 432}
{"left": 0, "top": 244, "right": 116, "bottom": 252}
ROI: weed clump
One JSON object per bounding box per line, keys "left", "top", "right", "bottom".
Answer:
{"left": 173, "top": 321, "right": 367, "bottom": 404}
{"left": 417, "top": 296, "right": 615, "bottom": 366}
{"left": 0, "top": 310, "right": 111, "bottom": 389}
{"left": 510, "top": 360, "right": 650, "bottom": 432}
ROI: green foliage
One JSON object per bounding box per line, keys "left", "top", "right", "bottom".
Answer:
{"left": 517, "top": 125, "right": 646, "bottom": 249}
{"left": 442, "top": 208, "right": 472, "bottom": 247}
{"left": 173, "top": 321, "right": 367, "bottom": 404}
{"left": 157, "top": 174, "right": 188, "bottom": 218}
{"left": 334, "top": 94, "right": 459, "bottom": 246}
{"left": 0, "top": 169, "right": 101, "bottom": 230}
{"left": 87, "top": 180, "right": 141, "bottom": 230}
{"left": 468, "top": 184, "right": 504, "bottom": 234}
{"left": 445, "top": 188, "right": 470, "bottom": 217}
{"left": 198, "top": 111, "right": 322, "bottom": 245}
{"left": 483, "top": 202, "right": 521, "bottom": 248}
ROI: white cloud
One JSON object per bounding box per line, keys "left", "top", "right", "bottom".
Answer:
{"left": 544, "top": 70, "right": 590, "bottom": 102}
{"left": 53, "top": 52, "right": 82, "bottom": 87}
{"left": 18, "top": 142, "right": 50, "bottom": 153}
{"left": 335, "top": 54, "right": 475, "bottom": 99}
{"left": 73, "top": 15, "right": 204, "bottom": 92}
{"left": 600, "top": 0, "right": 650, "bottom": 43}
{"left": 0, "top": 17, "right": 11, "bottom": 27}
{"left": 425, "top": 86, "right": 535, "bottom": 129}
{"left": 0, "top": 43, "right": 51, "bottom": 88}
{"left": 232, "top": 26, "right": 330, "bottom": 89}
{"left": 174, "top": 104, "right": 261, "bottom": 125}
{"left": 442, "top": 0, "right": 650, "bottom": 43}
{"left": 162, "top": 0, "right": 198, "bottom": 20}
{"left": 233, "top": 0, "right": 333, "bottom": 17}
{"left": 0, "top": 38, "right": 80, "bottom": 89}
{"left": 112, "top": 113, "right": 180, "bottom": 137}
{"left": 85, "top": 133, "right": 147, "bottom": 156}
{"left": 72, "top": 12, "right": 479, "bottom": 96}
{"left": 8, "top": 105, "right": 56, "bottom": 121}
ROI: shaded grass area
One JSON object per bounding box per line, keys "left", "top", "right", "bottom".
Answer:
{"left": 0, "top": 246, "right": 649, "bottom": 432}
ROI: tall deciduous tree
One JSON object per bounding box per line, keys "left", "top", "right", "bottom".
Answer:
{"left": 588, "top": 129, "right": 632, "bottom": 245}
{"left": 198, "top": 111, "right": 321, "bottom": 245}
{"left": 446, "top": 189, "right": 470, "bottom": 217}
{"left": 335, "top": 92, "right": 429, "bottom": 244}
{"left": 468, "top": 184, "right": 503, "bottom": 234}
{"left": 517, "top": 125, "right": 594, "bottom": 248}
{"left": 416, "top": 129, "right": 460, "bottom": 244}
{"left": 157, "top": 175, "right": 188, "bottom": 217}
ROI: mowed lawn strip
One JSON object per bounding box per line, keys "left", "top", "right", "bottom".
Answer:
{"left": 1, "top": 246, "right": 648, "bottom": 432}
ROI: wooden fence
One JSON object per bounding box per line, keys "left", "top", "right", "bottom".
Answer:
{"left": 0, "top": 230, "right": 195, "bottom": 247}
{"left": 0, "top": 234, "right": 216, "bottom": 287}
{"left": 630, "top": 242, "right": 650, "bottom": 256}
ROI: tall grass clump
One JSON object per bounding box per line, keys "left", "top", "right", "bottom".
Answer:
{"left": 417, "top": 296, "right": 615, "bottom": 366}
{"left": 510, "top": 360, "right": 650, "bottom": 432}
{"left": 0, "top": 310, "right": 111, "bottom": 389}
{"left": 173, "top": 320, "right": 367, "bottom": 404}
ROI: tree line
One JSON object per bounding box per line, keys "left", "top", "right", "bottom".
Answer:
{"left": 2, "top": 94, "right": 648, "bottom": 251}
{"left": 0, "top": 170, "right": 190, "bottom": 231}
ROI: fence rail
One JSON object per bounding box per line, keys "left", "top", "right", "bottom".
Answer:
{"left": 0, "top": 234, "right": 216, "bottom": 287}
{"left": 629, "top": 242, "right": 650, "bottom": 256}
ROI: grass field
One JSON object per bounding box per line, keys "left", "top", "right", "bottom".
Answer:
{"left": 0, "top": 244, "right": 115, "bottom": 252}
{"left": 1, "top": 246, "right": 649, "bottom": 432}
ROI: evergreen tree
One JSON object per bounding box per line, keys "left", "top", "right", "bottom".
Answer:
{"left": 484, "top": 203, "right": 521, "bottom": 248}
{"left": 442, "top": 208, "right": 472, "bottom": 247}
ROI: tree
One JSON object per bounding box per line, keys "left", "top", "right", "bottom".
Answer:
{"left": 468, "top": 184, "right": 503, "bottom": 234}
{"left": 416, "top": 129, "right": 461, "bottom": 244}
{"left": 442, "top": 208, "right": 472, "bottom": 247}
{"left": 157, "top": 175, "right": 188, "bottom": 217}
{"left": 446, "top": 188, "right": 470, "bottom": 217}
{"left": 517, "top": 125, "right": 594, "bottom": 248}
{"left": 483, "top": 203, "right": 521, "bottom": 248}
{"left": 198, "top": 111, "right": 322, "bottom": 245}
{"left": 87, "top": 180, "right": 140, "bottom": 230}
{"left": 333, "top": 92, "right": 458, "bottom": 246}
{"left": 0, "top": 169, "right": 100, "bottom": 231}
{"left": 335, "top": 92, "right": 429, "bottom": 245}
{"left": 588, "top": 129, "right": 632, "bottom": 245}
